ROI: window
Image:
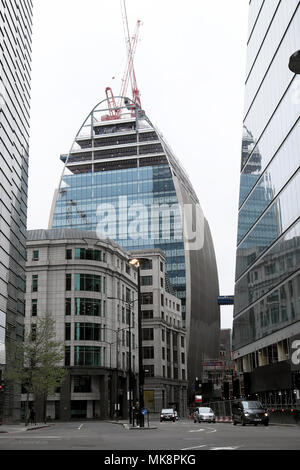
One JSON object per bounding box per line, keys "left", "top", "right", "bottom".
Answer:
{"left": 31, "top": 324, "right": 37, "bottom": 341}
{"left": 141, "top": 276, "right": 153, "bottom": 286}
{"left": 65, "top": 298, "right": 72, "bottom": 316}
{"left": 66, "top": 249, "right": 72, "bottom": 260}
{"left": 32, "top": 250, "right": 39, "bottom": 261}
{"left": 65, "top": 346, "right": 71, "bottom": 366}
{"left": 75, "top": 248, "right": 102, "bottom": 261}
{"left": 74, "top": 323, "right": 102, "bottom": 341}
{"left": 126, "top": 287, "right": 131, "bottom": 302}
{"left": 126, "top": 308, "right": 130, "bottom": 326}
{"left": 142, "top": 346, "right": 154, "bottom": 359}
{"left": 75, "top": 298, "right": 101, "bottom": 317}
{"left": 73, "top": 376, "right": 91, "bottom": 393}
{"left": 32, "top": 275, "right": 38, "bottom": 292}
{"left": 31, "top": 299, "right": 37, "bottom": 316}
{"left": 141, "top": 293, "right": 153, "bottom": 305}
{"left": 160, "top": 278, "right": 164, "bottom": 288}
{"left": 143, "top": 365, "right": 154, "bottom": 377}
{"left": 74, "top": 346, "right": 101, "bottom": 366}
{"left": 181, "top": 352, "right": 185, "bottom": 364}
{"left": 141, "top": 310, "right": 153, "bottom": 319}
{"left": 162, "top": 347, "right": 165, "bottom": 360}
{"left": 160, "top": 262, "right": 163, "bottom": 272}
{"left": 140, "top": 259, "right": 152, "bottom": 270}
{"left": 75, "top": 274, "right": 101, "bottom": 292}
{"left": 66, "top": 274, "right": 72, "bottom": 291}
{"left": 142, "top": 328, "right": 154, "bottom": 341}
{"left": 65, "top": 323, "right": 71, "bottom": 341}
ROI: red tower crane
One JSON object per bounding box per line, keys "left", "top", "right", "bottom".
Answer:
{"left": 101, "top": 1, "right": 142, "bottom": 122}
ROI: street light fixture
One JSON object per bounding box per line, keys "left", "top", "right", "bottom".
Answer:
{"left": 106, "top": 296, "right": 139, "bottom": 422}
{"left": 128, "top": 257, "right": 149, "bottom": 411}
{"left": 289, "top": 51, "right": 300, "bottom": 74}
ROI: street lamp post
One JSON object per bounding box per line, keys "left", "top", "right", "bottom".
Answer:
{"left": 107, "top": 296, "right": 139, "bottom": 423}
{"left": 129, "top": 257, "right": 148, "bottom": 410}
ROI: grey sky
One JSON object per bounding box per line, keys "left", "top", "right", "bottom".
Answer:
{"left": 28, "top": 0, "right": 249, "bottom": 329}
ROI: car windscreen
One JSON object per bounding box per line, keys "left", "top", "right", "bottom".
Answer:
{"left": 198, "top": 408, "right": 212, "bottom": 413}
{"left": 162, "top": 409, "right": 174, "bottom": 413}
{"left": 242, "top": 401, "right": 263, "bottom": 409}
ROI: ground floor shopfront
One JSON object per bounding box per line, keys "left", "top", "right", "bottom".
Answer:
{"left": 21, "top": 367, "right": 136, "bottom": 422}
{"left": 143, "top": 377, "right": 188, "bottom": 419}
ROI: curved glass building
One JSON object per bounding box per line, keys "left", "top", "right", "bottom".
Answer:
{"left": 233, "top": 0, "right": 300, "bottom": 404}
{"left": 49, "top": 97, "right": 220, "bottom": 393}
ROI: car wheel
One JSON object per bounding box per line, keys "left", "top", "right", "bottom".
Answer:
{"left": 242, "top": 419, "right": 246, "bottom": 426}
{"left": 233, "top": 420, "right": 237, "bottom": 425}
{"left": 264, "top": 423, "right": 269, "bottom": 427}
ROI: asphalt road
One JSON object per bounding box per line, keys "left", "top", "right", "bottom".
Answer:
{"left": 0, "top": 419, "right": 299, "bottom": 452}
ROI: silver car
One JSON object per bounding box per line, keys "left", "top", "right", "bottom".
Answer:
{"left": 194, "top": 407, "right": 216, "bottom": 423}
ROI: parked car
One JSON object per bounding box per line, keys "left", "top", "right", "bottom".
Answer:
{"left": 194, "top": 407, "right": 216, "bottom": 423}
{"left": 232, "top": 400, "right": 269, "bottom": 426}
{"left": 160, "top": 408, "right": 176, "bottom": 422}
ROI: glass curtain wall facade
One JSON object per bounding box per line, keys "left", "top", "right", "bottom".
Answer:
{"left": 233, "top": 0, "right": 300, "bottom": 399}
{"left": 0, "top": 0, "right": 33, "bottom": 421}
{"left": 50, "top": 98, "right": 220, "bottom": 393}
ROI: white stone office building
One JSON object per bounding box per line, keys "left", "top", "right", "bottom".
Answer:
{"left": 0, "top": 0, "right": 33, "bottom": 422}
{"left": 24, "top": 229, "right": 139, "bottom": 420}
{"left": 131, "top": 249, "right": 188, "bottom": 418}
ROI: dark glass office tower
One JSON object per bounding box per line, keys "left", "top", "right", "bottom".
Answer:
{"left": 0, "top": 0, "right": 33, "bottom": 422}
{"left": 233, "top": 0, "right": 300, "bottom": 406}
{"left": 50, "top": 97, "right": 220, "bottom": 395}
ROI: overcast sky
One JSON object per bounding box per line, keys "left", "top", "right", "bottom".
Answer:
{"left": 28, "top": 0, "right": 249, "bottom": 329}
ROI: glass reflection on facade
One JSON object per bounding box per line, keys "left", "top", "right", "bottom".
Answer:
{"left": 50, "top": 97, "right": 220, "bottom": 388}
{"left": 0, "top": 0, "right": 33, "bottom": 421}
{"left": 233, "top": 0, "right": 300, "bottom": 391}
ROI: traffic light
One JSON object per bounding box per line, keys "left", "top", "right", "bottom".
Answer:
{"left": 223, "top": 382, "right": 230, "bottom": 400}
{"left": 0, "top": 381, "right": 4, "bottom": 392}
{"left": 195, "top": 378, "right": 202, "bottom": 393}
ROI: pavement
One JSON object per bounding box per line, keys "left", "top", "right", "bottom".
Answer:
{"left": 0, "top": 422, "right": 53, "bottom": 433}
{"left": 0, "top": 419, "right": 157, "bottom": 433}
{"left": 107, "top": 419, "right": 157, "bottom": 430}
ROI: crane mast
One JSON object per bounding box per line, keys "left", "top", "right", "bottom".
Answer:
{"left": 101, "top": 0, "right": 142, "bottom": 121}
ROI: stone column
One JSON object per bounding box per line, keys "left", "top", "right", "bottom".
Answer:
{"left": 60, "top": 372, "right": 71, "bottom": 421}
{"left": 99, "top": 373, "right": 109, "bottom": 419}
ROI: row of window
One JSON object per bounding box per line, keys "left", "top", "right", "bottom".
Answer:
{"left": 65, "top": 346, "right": 136, "bottom": 370}
{"left": 143, "top": 365, "right": 186, "bottom": 381}
{"left": 140, "top": 291, "right": 180, "bottom": 312}
{"left": 65, "top": 323, "right": 136, "bottom": 348}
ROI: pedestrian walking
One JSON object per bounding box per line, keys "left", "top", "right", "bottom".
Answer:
{"left": 30, "top": 407, "right": 36, "bottom": 425}
{"left": 25, "top": 407, "right": 30, "bottom": 426}
{"left": 133, "top": 401, "right": 141, "bottom": 427}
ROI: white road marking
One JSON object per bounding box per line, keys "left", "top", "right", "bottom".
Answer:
{"left": 210, "top": 446, "right": 240, "bottom": 450}
{"left": 189, "top": 429, "right": 205, "bottom": 433}
{"left": 0, "top": 436, "right": 60, "bottom": 439}
{"left": 78, "top": 424, "right": 83, "bottom": 430}
{"left": 181, "top": 445, "right": 207, "bottom": 450}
